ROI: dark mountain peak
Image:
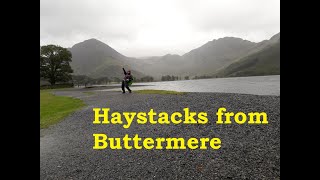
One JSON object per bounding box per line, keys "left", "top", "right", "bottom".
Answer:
{"left": 83, "top": 38, "right": 105, "bottom": 44}
{"left": 82, "top": 38, "right": 99, "bottom": 42}
{"left": 70, "top": 38, "right": 127, "bottom": 60}
{"left": 192, "top": 36, "right": 255, "bottom": 54}
{"left": 217, "top": 36, "right": 243, "bottom": 41}
{"left": 71, "top": 38, "right": 111, "bottom": 49}
{"left": 269, "top": 32, "right": 280, "bottom": 42}
{"left": 204, "top": 37, "right": 254, "bottom": 47}
{"left": 163, "top": 53, "right": 180, "bottom": 57}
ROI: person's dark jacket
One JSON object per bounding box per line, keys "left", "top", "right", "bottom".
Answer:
{"left": 123, "top": 68, "right": 133, "bottom": 82}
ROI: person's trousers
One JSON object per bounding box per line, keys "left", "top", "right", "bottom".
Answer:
{"left": 121, "top": 80, "right": 131, "bottom": 92}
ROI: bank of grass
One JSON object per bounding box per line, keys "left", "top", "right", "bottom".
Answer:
{"left": 40, "top": 90, "right": 85, "bottom": 129}
{"left": 135, "top": 89, "right": 186, "bottom": 95}
{"left": 40, "top": 84, "right": 74, "bottom": 90}
{"left": 83, "top": 91, "right": 95, "bottom": 95}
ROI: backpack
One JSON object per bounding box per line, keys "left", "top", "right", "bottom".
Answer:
{"left": 127, "top": 76, "right": 134, "bottom": 86}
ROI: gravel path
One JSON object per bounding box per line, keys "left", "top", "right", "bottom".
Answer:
{"left": 40, "top": 89, "right": 280, "bottom": 179}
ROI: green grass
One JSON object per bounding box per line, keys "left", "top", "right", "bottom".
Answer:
{"left": 83, "top": 91, "right": 95, "bottom": 95}
{"left": 40, "top": 84, "right": 74, "bottom": 90}
{"left": 40, "top": 90, "right": 85, "bottom": 129}
{"left": 135, "top": 89, "right": 186, "bottom": 95}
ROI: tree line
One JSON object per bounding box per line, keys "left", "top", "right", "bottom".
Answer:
{"left": 72, "top": 75, "right": 154, "bottom": 87}
{"left": 40, "top": 45, "right": 154, "bottom": 87}
{"left": 40, "top": 44, "right": 219, "bottom": 88}
{"left": 161, "top": 75, "right": 193, "bottom": 81}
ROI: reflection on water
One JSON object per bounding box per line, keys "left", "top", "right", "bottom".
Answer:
{"left": 98, "top": 75, "right": 280, "bottom": 96}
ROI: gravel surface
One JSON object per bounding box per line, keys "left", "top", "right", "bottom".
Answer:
{"left": 40, "top": 89, "right": 280, "bottom": 180}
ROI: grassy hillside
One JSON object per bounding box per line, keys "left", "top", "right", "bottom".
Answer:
{"left": 88, "top": 59, "right": 145, "bottom": 79}
{"left": 68, "top": 33, "right": 280, "bottom": 79}
{"left": 216, "top": 41, "right": 280, "bottom": 77}
{"left": 129, "top": 37, "right": 257, "bottom": 77}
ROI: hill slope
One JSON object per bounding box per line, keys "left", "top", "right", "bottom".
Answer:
{"left": 69, "top": 39, "right": 145, "bottom": 79}
{"left": 215, "top": 36, "right": 280, "bottom": 77}
{"left": 128, "top": 37, "right": 257, "bottom": 77}
{"left": 68, "top": 33, "right": 280, "bottom": 79}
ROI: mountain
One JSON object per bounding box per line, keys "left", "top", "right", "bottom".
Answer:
{"left": 69, "top": 38, "right": 145, "bottom": 79}
{"left": 128, "top": 37, "right": 258, "bottom": 78}
{"left": 181, "top": 37, "right": 257, "bottom": 75}
{"left": 215, "top": 33, "right": 280, "bottom": 77}
{"left": 68, "top": 32, "right": 280, "bottom": 80}
{"left": 269, "top": 32, "right": 280, "bottom": 43}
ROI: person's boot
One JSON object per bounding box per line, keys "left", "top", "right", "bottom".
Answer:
{"left": 129, "top": 90, "right": 132, "bottom": 93}
{"left": 122, "top": 91, "right": 125, "bottom": 94}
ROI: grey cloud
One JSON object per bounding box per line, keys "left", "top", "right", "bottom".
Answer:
{"left": 40, "top": 0, "right": 280, "bottom": 56}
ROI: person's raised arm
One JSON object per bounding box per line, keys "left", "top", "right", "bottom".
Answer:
{"left": 122, "top": 68, "right": 127, "bottom": 75}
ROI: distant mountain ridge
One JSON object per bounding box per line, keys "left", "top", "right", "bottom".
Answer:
{"left": 215, "top": 33, "right": 280, "bottom": 77}
{"left": 68, "top": 32, "right": 280, "bottom": 79}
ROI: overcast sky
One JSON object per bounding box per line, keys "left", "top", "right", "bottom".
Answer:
{"left": 40, "top": 0, "right": 280, "bottom": 57}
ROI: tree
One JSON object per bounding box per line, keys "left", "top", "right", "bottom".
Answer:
{"left": 171, "top": 76, "right": 175, "bottom": 81}
{"left": 72, "top": 75, "right": 84, "bottom": 87}
{"left": 161, "top": 75, "right": 171, "bottom": 81}
{"left": 83, "top": 76, "right": 93, "bottom": 87}
{"left": 72, "top": 75, "right": 93, "bottom": 87}
{"left": 184, "top": 76, "right": 189, "bottom": 80}
{"left": 40, "top": 45, "right": 73, "bottom": 85}
{"left": 140, "top": 76, "right": 154, "bottom": 82}
{"left": 96, "top": 76, "right": 110, "bottom": 84}
{"left": 113, "top": 77, "right": 121, "bottom": 83}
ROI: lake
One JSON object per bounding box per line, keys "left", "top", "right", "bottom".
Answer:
{"left": 98, "top": 75, "right": 280, "bottom": 96}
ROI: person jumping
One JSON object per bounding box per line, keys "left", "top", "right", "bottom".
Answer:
{"left": 121, "top": 68, "right": 133, "bottom": 93}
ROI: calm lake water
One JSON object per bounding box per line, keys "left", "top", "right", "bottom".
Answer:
{"left": 98, "top": 75, "right": 280, "bottom": 96}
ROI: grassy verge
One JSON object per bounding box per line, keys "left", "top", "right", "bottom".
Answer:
{"left": 40, "top": 84, "right": 74, "bottom": 90}
{"left": 83, "top": 91, "right": 95, "bottom": 95}
{"left": 135, "top": 89, "right": 186, "bottom": 95}
{"left": 40, "top": 90, "right": 85, "bottom": 129}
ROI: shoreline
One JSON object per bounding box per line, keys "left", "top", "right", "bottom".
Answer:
{"left": 61, "top": 75, "right": 280, "bottom": 96}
